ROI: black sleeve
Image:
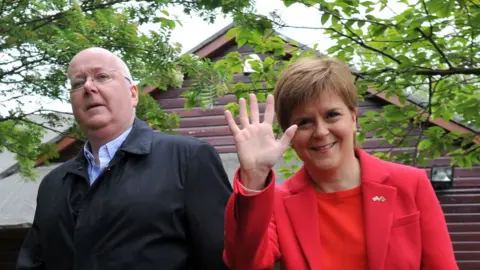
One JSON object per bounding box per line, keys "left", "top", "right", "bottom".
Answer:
{"left": 184, "top": 142, "right": 232, "bottom": 270}
{"left": 15, "top": 197, "right": 45, "bottom": 270}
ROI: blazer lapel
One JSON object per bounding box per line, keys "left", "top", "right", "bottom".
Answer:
{"left": 358, "top": 149, "right": 397, "bottom": 270}
{"left": 362, "top": 181, "right": 396, "bottom": 270}
{"left": 283, "top": 168, "right": 322, "bottom": 269}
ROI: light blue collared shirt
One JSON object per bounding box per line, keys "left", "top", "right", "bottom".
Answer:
{"left": 83, "top": 126, "right": 132, "bottom": 185}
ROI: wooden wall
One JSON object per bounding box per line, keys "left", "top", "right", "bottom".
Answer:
{"left": 151, "top": 42, "right": 480, "bottom": 269}
{"left": 0, "top": 42, "right": 478, "bottom": 270}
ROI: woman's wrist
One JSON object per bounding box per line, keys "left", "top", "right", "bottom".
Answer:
{"left": 239, "top": 168, "right": 271, "bottom": 191}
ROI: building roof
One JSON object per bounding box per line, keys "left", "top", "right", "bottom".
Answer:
{"left": 180, "top": 23, "right": 479, "bottom": 141}
{"left": 1, "top": 22, "right": 477, "bottom": 228}
{"left": 0, "top": 163, "right": 61, "bottom": 229}
{"left": 0, "top": 113, "right": 73, "bottom": 228}
{"left": 0, "top": 113, "right": 74, "bottom": 179}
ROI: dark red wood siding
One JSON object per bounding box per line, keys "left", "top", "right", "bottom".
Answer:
{"left": 0, "top": 229, "right": 26, "bottom": 270}
{"left": 152, "top": 43, "right": 480, "bottom": 269}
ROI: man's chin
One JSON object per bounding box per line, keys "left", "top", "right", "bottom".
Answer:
{"left": 84, "top": 117, "right": 111, "bottom": 131}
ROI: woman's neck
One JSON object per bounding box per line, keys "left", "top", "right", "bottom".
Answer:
{"left": 307, "top": 155, "right": 361, "bottom": 193}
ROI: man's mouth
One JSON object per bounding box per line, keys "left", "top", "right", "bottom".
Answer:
{"left": 311, "top": 142, "right": 336, "bottom": 151}
{"left": 86, "top": 104, "right": 103, "bottom": 110}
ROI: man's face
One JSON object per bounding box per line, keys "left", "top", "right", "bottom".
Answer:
{"left": 67, "top": 50, "right": 138, "bottom": 136}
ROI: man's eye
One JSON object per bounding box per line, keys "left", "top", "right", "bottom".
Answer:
{"left": 95, "top": 73, "right": 111, "bottom": 81}
{"left": 71, "top": 79, "right": 85, "bottom": 89}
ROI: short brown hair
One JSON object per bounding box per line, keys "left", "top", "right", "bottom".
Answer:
{"left": 273, "top": 57, "right": 358, "bottom": 131}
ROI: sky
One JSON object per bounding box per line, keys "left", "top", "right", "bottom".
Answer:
{"left": 1, "top": 0, "right": 405, "bottom": 115}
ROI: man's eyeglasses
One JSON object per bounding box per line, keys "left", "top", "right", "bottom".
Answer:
{"left": 68, "top": 68, "right": 132, "bottom": 93}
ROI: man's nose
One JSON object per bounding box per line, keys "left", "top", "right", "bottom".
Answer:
{"left": 83, "top": 78, "right": 99, "bottom": 94}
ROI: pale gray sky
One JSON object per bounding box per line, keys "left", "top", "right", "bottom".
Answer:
{"left": 1, "top": 0, "right": 405, "bottom": 115}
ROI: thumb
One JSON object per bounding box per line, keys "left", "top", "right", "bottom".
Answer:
{"left": 278, "top": 124, "right": 298, "bottom": 152}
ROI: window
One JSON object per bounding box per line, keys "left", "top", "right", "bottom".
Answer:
{"left": 243, "top": 54, "right": 262, "bottom": 74}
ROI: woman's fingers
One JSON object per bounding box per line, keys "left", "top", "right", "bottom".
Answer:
{"left": 224, "top": 110, "right": 240, "bottom": 136}
{"left": 263, "top": 94, "right": 275, "bottom": 125}
{"left": 249, "top": 93, "right": 260, "bottom": 124}
{"left": 238, "top": 97, "right": 250, "bottom": 129}
{"left": 279, "top": 124, "right": 298, "bottom": 152}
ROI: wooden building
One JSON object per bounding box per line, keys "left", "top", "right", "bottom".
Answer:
{"left": 0, "top": 24, "right": 478, "bottom": 269}
{"left": 148, "top": 24, "right": 480, "bottom": 269}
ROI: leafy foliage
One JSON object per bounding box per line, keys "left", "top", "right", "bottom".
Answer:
{"left": 136, "top": 90, "right": 180, "bottom": 132}
{"left": 0, "top": 0, "right": 252, "bottom": 179}
{"left": 179, "top": 54, "right": 231, "bottom": 109}
{"left": 184, "top": 0, "right": 480, "bottom": 176}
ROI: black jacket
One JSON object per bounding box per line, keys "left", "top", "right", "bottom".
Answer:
{"left": 16, "top": 119, "right": 232, "bottom": 270}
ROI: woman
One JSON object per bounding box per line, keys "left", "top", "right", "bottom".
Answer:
{"left": 223, "top": 57, "right": 458, "bottom": 270}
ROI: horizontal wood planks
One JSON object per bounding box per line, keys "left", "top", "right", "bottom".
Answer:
{"left": 151, "top": 57, "right": 479, "bottom": 269}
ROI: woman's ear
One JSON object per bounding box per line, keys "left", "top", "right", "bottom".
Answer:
{"left": 352, "top": 108, "right": 358, "bottom": 130}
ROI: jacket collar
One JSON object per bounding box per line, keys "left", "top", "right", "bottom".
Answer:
{"left": 283, "top": 148, "right": 389, "bottom": 193}
{"left": 357, "top": 148, "right": 389, "bottom": 184}
{"left": 282, "top": 148, "right": 396, "bottom": 270}
{"left": 358, "top": 149, "right": 397, "bottom": 270}
{"left": 66, "top": 118, "right": 153, "bottom": 173}
{"left": 118, "top": 118, "right": 153, "bottom": 155}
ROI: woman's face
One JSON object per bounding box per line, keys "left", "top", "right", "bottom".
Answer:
{"left": 289, "top": 92, "right": 357, "bottom": 172}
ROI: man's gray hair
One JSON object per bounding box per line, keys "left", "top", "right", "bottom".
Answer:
{"left": 116, "top": 57, "right": 133, "bottom": 82}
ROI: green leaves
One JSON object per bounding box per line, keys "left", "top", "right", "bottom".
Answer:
{"left": 426, "top": 0, "right": 455, "bottom": 17}
{"left": 0, "top": 0, "right": 257, "bottom": 180}
{"left": 136, "top": 90, "right": 179, "bottom": 133}
{"left": 179, "top": 0, "right": 477, "bottom": 174}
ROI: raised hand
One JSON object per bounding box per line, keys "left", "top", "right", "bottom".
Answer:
{"left": 224, "top": 94, "right": 297, "bottom": 190}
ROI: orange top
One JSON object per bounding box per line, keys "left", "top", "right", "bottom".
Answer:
{"left": 316, "top": 186, "right": 368, "bottom": 270}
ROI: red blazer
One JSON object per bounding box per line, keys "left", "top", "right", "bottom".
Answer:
{"left": 224, "top": 149, "right": 458, "bottom": 270}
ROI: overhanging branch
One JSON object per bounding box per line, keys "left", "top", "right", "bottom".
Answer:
{"left": 416, "top": 68, "right": 480, "bottom": 76}
{"left": 415, "top": 27, "right": 453, "bottom": 69}
{"left": 361, "top": 67, "right": 480, "bottom": 76}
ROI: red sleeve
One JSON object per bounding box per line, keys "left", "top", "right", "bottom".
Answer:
{"left": 416, "top": 170, "right": 459, "bottom": 270}
{"left": 223, "top": 168, "right": 281, "bottom": 270}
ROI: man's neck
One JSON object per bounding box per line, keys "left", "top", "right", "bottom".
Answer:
{"left": 87, "top": 120, "right": 133, "bottom": 160}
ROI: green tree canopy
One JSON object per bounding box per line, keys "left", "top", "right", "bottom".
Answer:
{"left": 0, "top": 0, "right": 252, "bottom": 179}
{"left": 185, "top": 0, "right": 480, "bottom": 174}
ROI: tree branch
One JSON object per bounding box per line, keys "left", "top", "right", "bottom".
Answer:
{"left": 366, "top": 38, "right": 423, "bottom": 43}
{"left": 380, "top": 0, "right": 399, "bottom": 16}
{"left": 0, "top": 94, "right": 25, "bottom": 103}
{"left": 415, "top": 27, "right": 453, "bottom": 69}
{"left": 459, "top": 1, "right": 476, "bottom": 66}
{"left": 0, "top": 53, "right": 49, "bottom": 79}
{"left": 416, "top": 68, "right": 480, "bottom": 76}
{"left": 19, "top": 118, "right": 71, "bottom": 135}
{"left": 362, "top": 67, "right": 480, "bottom": 76}
{"left": 467, "top": 0, "right": 480, "bottom": 8}
{"left": 314, "top": 3, "right": 395, "bottom": 27}
{"left": 326, "top": 27, "right": 402, "bottom": 64}
{"left": 18, "top": 0, "right": 126, "bottom": 28}
{"left": 421, "top": 0, "right": 434, "bottom": 36}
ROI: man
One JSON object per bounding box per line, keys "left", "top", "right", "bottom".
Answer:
{"left": 16, "top": 47, "right": 232, "bottom": 270}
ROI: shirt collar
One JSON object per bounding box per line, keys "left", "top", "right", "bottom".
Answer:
{"left": 83, "top": 126, "right": 133, "bottom": 163}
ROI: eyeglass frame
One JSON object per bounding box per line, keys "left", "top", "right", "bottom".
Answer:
{"left": 67, "top": 68, "right": 132, "bottom": 93}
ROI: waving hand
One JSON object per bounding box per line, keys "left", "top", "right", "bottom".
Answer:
{"left": 224, "top": 94, "right": 297, "bottom": 190}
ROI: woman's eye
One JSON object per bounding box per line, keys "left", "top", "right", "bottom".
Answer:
{"left": 297, "top": 119, "right": 312, "bottom": 126}
{"left": 327, "top": 111, "right": 340, "bottom": 118}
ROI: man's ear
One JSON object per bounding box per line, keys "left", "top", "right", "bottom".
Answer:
{"left": 130, "top": 84, "right": 139, "bottom": 107}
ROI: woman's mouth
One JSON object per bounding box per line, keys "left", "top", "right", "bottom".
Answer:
{"left": 311, "top": 142, "right": 336, "bottom": 151}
